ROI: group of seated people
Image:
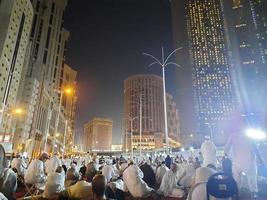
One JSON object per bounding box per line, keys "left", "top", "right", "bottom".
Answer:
{"left": 0, "top": 150, "right": 234, "bottom": 200}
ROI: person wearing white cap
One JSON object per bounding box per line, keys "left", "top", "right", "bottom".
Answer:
{"left": 157, "top": 163, "right": 184, "bottom": 198}
{"left": 11, "top": 154, "right": 25, "bottom": 176}
{"left": 0, "top": 160, "right": 17, "bottom": 200}
{"left": 45, "top": 153, "right": 62, "bottom": 175}
{"left": 123, "top": 161, "right": 153, "bottom": 198}
{"left": 24, "top": 152, "right": 49, "bottom": 188}
{"left": 200, "top": 135, "right": 217, "bottom": 167}
{"left": 156, "top": 161, "right": 169, "bottom": 185}
{"left": 43, "top": 166, "right": 65, "bottom": 198}
{"left": 187, "top": 167, "right": 217, "bottom": 200}
{"left": 102, "top": 159, "right": 116, "bottom": 182}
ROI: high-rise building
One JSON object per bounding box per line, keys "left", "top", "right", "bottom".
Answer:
{"left": 186, "top": 0, "right": 235, "bottom": 134}
{"left": 61, "top": 63, "right": 77, "bottom": 152}
{"left": 123, "top": 74, "right": 181, "bottom": 150}
{"left": 225, "top": 0, "right": 267, "bottom": 123}
{"left": 84, "top": 118, "right": 113, "bottom": 152}
{"left": 15, "top": 0, "right": 70, "bottom": 155}
{"left": 0, "top": 0, "right": 33, "bottom": 141}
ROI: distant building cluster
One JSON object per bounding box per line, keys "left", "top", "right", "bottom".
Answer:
{"left": 0, "top": 0, "right": 77, "bottom": 156}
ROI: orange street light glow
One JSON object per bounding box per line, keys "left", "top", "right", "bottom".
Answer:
{"left": 14, "top": 108, "right": 23, "bottom": 115}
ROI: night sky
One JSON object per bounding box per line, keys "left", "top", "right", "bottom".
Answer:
{"left": 64, "top": 0, "right": 184, "bottom": 144}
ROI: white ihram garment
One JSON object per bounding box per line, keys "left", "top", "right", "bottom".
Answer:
{"left": 226, "top": 133, "right": 258, "bottom": 193}
{"left": 45, "top": 156, "right": 62, "bottom": 174}
{"left": 43, "top": 172, "right": 65, "bottom": 198}
{"left": 11, "top": 158, "right": 25, "bottom": 176}
{"left": 123, "top": 165, "right": 153, "bottom": 198}
{"left": 157, "top": 169, "right": 184, "bottom": 198}
{"left": 155, "top": 165, "right": 168, "bottom": 184}
{"left": 24, "top": 159, "right": 46, "bottom": 186}
{"left": 187, "top": 167, "right": 221, "bottom": 200}
{"left": 102, "top": 164, "right": 116, "bottom": 182}
{"left": 180, "top": 163, "right": 196, "bottom": 187}
{"left": 201, "top": 140, "right": 217, "bottom": 167}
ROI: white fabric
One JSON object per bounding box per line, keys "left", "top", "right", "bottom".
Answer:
{"left": 24, "top": 159, "right": 46, "bottom": 185}
{"left": 0, "top": 168, "right": 17, "bottom": 199}
{"left": 67, "top": 181, "right": 93, "bottom": 199}
{"left": 227, "top": 133, "right": 258, "bottom": 192}
{"left": 188, "top": 167, "right": 217, "bottom": 200}
{"left": 62, "top": 158, "right": 71, "bottom": 168}
{"left": 157, "top": 169, "right": 184, "bottom": 198}
{"left": 155, "top": 165, "right": 168, "bottom": 184}
{"left": 201, "top": 140, "right": 217, "bottom": 167}
{"left": 11, "top": 158, "right": 25, "bottom": 176}
{"left": 102, "top": 164, "right": 116, "bottom": 182}
{"left": 43, "top": 172, "right": 65, "bottom": 198}
{"left": 0, "top": 193, "right": 8, "bottom": 200}
{"left": 123, "top": 165, "right": 153, "bottom": 198}
{"left": 45, "top": 156, "right": 62, "bottom": 174}
{"left": 180, "top": 163, "right": 196, "bottom": 187}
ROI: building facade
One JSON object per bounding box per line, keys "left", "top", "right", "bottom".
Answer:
{"left": 84, "top": 118, "right": 113, "bottom": 152}
{"left": 225, "top": 0, "right": 267, "bottom": 125}
{"left": 15, "top": 0, "right": 70, "bottom": 156}
{"left": 186, "top": 0, "right": 235, "bottom": 134}
{"left": 123, "top": 74, "right": 181, "bottom": 151}
{"left": 166, "top": 93, "right": 180, "bottom": 143}
{"left": 0, "top": 0, "right": 33, "bottom": 142}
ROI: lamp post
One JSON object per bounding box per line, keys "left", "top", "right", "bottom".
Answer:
{"left": 125, "top": 116, "right": 139, "bottom": 159}
{"left": 143, "top": 47, "right": 182, "bottom": 151}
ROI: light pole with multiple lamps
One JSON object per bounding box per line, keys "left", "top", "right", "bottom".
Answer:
{"left": 143, "top": 47, "right": 182, "bottom": 151}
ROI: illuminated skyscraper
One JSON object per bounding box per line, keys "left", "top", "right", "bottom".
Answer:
{"left": 186, "top": 0, "right": 235, "bottom": 133}
{"left": 225, "top": 0, "right": 267, "bottom": 123}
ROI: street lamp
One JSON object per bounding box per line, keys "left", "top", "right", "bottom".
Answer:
{"left": 143, "top": 47, "right": 182, "bottom": 152}
{"left": 125, "top": 115, "right": 139, "bottom": 159}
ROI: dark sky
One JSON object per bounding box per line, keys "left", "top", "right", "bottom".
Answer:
{"left": 64, "top": 0, "right": 183, "bottom": 144}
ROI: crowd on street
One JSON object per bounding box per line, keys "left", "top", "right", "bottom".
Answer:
{"left": 0, "top": 133, "right": 267, "bottom": 200}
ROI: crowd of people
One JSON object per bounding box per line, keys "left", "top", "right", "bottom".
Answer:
{"left": 0, "top": 134, "right": 266, "bottom": 200}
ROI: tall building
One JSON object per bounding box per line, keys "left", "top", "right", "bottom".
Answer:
{"left": 185, "top": 0, "right": 235, "bottom": 134}
{"left": 0, "top": 0, "right": 33, "bottom": 141}
{"left": 225, "top": 0, "right": 267, "bottom": 124}
{"left": 84, "top": 118, "right": 113, "bottom": 152}
{"left": 123, "top": 74, "right": 181, "bottom": 151}
{"left": 61, "top": 63, "right": 77, "bottom": 152}
{"left": 15, "top": 0, "right": 70, "bottom": 155}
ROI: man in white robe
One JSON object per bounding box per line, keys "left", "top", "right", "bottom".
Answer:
{"left": 102, "top": 160, "right": 116, "bottom": 182}
{"left": 45, "top": 154, "right": 62, "bottom": 174}
{"left": 24, "top": 152, "right": 48, "bottom": 187}
{"left": 200, "top": 136, "right": 217, "bottom": 167}
{"left": 43, "top": 166, "right": 65, "bottom": 198}
{"left": 122, "top": 162, "right": 153, "bottom": 198}
{"left": 11, "top": 154, "right": 25, "bottom": 176}
{"left": 187, "top": 167, "right": 216, "bottom": 200}
{"left": 0, "top": 160, "right": 17, "bottom": 200}
{"left": 157, "top": 163, "right": 185, "bottom": 198}
{"left": 225, "top": 130, "right": 259, "bottom": 196}
{"left": 155, "top": 161, "right": 168, "bottom": 185}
